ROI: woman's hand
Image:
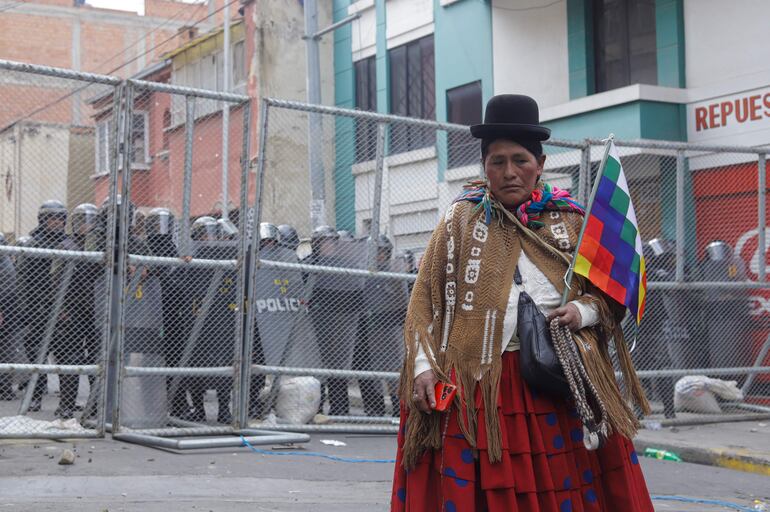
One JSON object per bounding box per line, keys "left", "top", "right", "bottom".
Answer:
{"left": 412, "top": 369, "right": 438, "bottom": 414}
{"left": 547, "top": 303, "right": 582, "bottom": 332}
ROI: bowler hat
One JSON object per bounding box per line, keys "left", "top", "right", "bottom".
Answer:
{"left": 470, "top": 94, "right": 551, "bottom": 141}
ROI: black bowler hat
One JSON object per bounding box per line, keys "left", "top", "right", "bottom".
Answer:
{"left": 470, "top": 94, "right": 551, "bottom": 141}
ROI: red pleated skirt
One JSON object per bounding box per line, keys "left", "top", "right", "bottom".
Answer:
{"left": 391, "top": 351, "right": 654, "bottom": 512}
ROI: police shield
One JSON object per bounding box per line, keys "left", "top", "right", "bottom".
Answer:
{"left": 363, "top": 262, "right": 409, "bottom": 373}
{"left": 253, "top": 245, "right": 305, "bottom": 366}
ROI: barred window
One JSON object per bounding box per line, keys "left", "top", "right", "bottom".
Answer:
{"left": 94, "top": 112, "right": 150, "bottom": 175}
{"left": 447, "top": 81, "right": 482, "bottom": 169}
{"left": 354, "top": 56, "right": 377, "bottom": 162}
{"left": 389, "top": 35, "right": 435, "bottom": 154}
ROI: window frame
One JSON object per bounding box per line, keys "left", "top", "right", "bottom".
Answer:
{"left": 593, "top": 0, "right": 658, "bottom": 93}
{"left": 388, "top": 34, "right": 436, "bottom": 155}
{"left": 93, "top": 110, "right": 150, "bottom": 176}
{"left": 354, "top": 55, "right": 378, "bottom": 163}
{"left": 446, "top": 80, "right": 482, "bottom": 170}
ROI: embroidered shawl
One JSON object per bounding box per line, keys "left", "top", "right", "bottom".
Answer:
{"left": 399, "top": 191, "right": 649, "bottom": 470}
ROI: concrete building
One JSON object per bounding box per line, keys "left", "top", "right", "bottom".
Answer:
{"left": 330, "top": 0, "right": 770, "bottom": 260}
{"left": 0, "top": 121, "right": 94, "bottom": 237}
{"left": 83, "top": 0, "right": 335, "bottom": 233}
{"left": 0, "top": 0, "right": 223, "bottom": 129}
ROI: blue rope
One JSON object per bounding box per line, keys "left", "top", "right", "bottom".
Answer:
{"left": 240, "top": 435, "right": 396, "bottom": 464}
{"left": 651, "top": 495, "right": 757, "bottom": 512}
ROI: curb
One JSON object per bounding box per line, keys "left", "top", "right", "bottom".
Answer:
{"left": 633, "top": 436, "right": 770, "bottom": 477}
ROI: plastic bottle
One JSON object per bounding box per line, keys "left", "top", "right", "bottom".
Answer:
{"left": 643, "top": 447, "right": 682, "bottom": 462}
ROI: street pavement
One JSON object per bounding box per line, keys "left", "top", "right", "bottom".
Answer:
{"left": 1, "top": 431, "right": 768, "bottom": 511}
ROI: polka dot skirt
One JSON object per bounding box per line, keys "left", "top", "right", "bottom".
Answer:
{"left": 391, "top": 351, "right": 654, "bottom": 512}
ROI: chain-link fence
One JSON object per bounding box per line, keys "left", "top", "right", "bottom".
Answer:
{"left": 2, "top": 57, "right": 769, "bottom": 440}
{"left": 0, "top": 61, "right": 121, "bottom": 438}
{"left": 248, "top": 99, "right": 770, "bottom": 433}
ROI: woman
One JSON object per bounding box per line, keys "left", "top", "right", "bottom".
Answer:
{"left": 391, "top": 94, "right": 653, "bottom": 511}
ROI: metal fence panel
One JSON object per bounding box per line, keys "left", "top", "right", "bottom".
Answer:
{"left": 111, "top": 81, "right": 252, "bottom": 435}
{"left": 249, "top": 99, "right": 770, "bottom": 431}
{"left": 0, "top": 61, "right": 121, "bottom": 438}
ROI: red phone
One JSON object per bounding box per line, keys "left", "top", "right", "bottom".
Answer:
{"left": 434, "top": 381, "right": 457, "bottom": 411}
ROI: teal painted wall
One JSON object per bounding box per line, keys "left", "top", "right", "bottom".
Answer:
{"left": 375, "top": 0, "right": 389, "bottom": 114}
{"left": 333, "top": 0, "right": 356, "bottom": 231}
{"left": 655, "top": 0, "right": 686, "bottom": 88}
{"left": 434, "top": 0, "right": 493, "bottom": 181}
{"left": 545, "top": 101, "right": 686, "bottom": 142}
{"left": 566, "top": 0, "right": 594, "bottom": 99}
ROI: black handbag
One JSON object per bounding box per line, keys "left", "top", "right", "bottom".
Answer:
{"left": 515, "top": 267, "right": 570, "bottom": 397}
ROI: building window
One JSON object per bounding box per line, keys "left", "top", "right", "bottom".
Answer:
{"left": 171, "top": 40, "right": 247, "bottom": 124}
{"left": 354, "top": 56, "right": 377, "bottom": 162}
{"left": 389, "top": 35, "right": 435, "bottom": 154}
{"left": 593, "top": 0, "right": 657, "bottom": 93}
{"left": 447, "top": 81, "right": 482, "bottom": 169}
{"left": 94, "top": 111, "right": 150, "bottom": 175}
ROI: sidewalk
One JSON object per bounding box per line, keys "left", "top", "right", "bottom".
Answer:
{"left": 634, "top": 415, "right": 770, "bottom": 477}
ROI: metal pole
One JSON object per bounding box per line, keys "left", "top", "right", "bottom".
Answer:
{"left": 234, "top": 99, "right": 252, "bottom": 429}
{"left": 304, "top": 0, "right": 326, "bottom": 228}
{"left": 181, "top": 96, "right": 196, "bottom": 257}
{"left": 560, "top": 136, "right": 614, "bottom": 306}
{"left": 111, "top": 82, "right": 137, "bottom": 433}
{"left": 168, "top": 269, "right": 223, "bottom": 404}
{"left": 741, "top": 331, "right": 770, "bottom": 395}
{"left": 310, "top": 13, "right": 361, "bottom": 39}
{"left": 221, "top": 1, "right": 231, "bottom": 222}
{"left": 675, "top": 150, "right": 686, "bottom": 282}
{"left": 88, "top": 83, "right": 125, "bottom": 436}
{"left": 367, "top": 123, "right": 387, "bottom": 271}
{"left": 18, "top": 263, "right": 75, "bottom": 414}
{"left": 758, "top": 153, "right": 767, "bottom": 283}
{"left": 578, "top": 142, "right": 590, "bottom": 205}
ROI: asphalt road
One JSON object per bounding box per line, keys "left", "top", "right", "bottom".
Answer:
{"left": 0, "top": 434, "right": 768, "bottom": 511}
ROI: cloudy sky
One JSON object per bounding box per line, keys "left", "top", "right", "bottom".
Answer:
{"left": 85, "top": 0, "right": 205, "bottom": 16}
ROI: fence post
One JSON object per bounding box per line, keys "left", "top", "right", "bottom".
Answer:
{"left": 757, "top": 153, "right": 767, "bottom": 283}
{"left": 111, "top": 81, "right": 137, "bottom": 433}
{"left": 180, "top": 95, "right": 196, "bottom": 258}
{"left": 675, "top": 150, "right": 686, "bottom": 282}
{"left": 368, "top": 122, "right": 387, "bottom": 272}
{"left": 234, "top": 99, "right": 253, "bottom": 429}
{"left": 579, "top": 141, "right": 591, "bottom": 205}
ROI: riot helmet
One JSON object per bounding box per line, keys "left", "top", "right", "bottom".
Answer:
{"left": 259, "top": 222, "right": 280, "bottom": 248}
{"left": 146, "top": 208, "right": 175, "bottom": 237}
{"left": 217, "top": 218, "right": 238, "bottom": 240}
{"left": 647, "top": 238, "right": 672, "bottom": 258}
{"left": 337, "top": 230, "right": 354, "bottom": 242}
{"left": 277, "top": 224, "right": 300, "bottom": 251}
{"left": 38, "top": 199, "right": 67, "bottom": 232}
{"left": 191, "top": 216, "right": 219, "bottom": 241}
{"left": 311, "top": 225, "right": 339, "bottom": 257}
{"left": 374, "top": 234, "right": 393, "bottom": 268}
{"left": 705, "top": 240, "right": 732, "bottom": 262}
{"left": 99, "top": 194, "right": 135, "bottom": 231}
{"left": 400, "top": 249, "right": 416, "bottom": 273}
{"left": 15, "top": 235, "right": 33, "bottom": 247}
{"left": 71, "top": 203, "right": 98, "bottom": 235}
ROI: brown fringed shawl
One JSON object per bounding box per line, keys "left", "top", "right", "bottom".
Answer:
{"left": 399, "top": 196, "right": 650, "bottom": 470}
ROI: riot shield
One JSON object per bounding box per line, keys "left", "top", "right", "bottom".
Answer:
{"left": 253, "top": 245, "right": 305, "bottom": 367}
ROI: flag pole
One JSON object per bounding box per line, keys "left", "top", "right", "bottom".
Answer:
{"left": 560, "top": 134, "right": 615, "bottom": 306}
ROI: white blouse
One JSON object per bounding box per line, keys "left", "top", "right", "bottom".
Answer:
{"left": 414, "top": 251, "right": 599, "bottom": 376}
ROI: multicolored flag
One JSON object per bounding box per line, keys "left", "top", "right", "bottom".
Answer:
{"left": 573, "top": 140, "right": 647, "bottom": 324}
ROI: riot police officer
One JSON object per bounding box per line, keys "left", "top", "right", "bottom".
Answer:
{"left": 307, "top": 225, "right": 364, "bottom": 416}
{"left": 355, "top": 235, "right": 406, "bottom": 416}
{"left": 18, "top": 200, "right": 69, "bottom": 411}
{"left": 635, "top": 239, "right": 677, "bottom": 418}
{"left": 187, "top": 217, "right": 238, "bottom": 424}
{"left": 145, "top": 208, "right": 188, "bottom": 418}
{"left": 50, "top": 203, "right": 100, "bottom": 419}
{"left": 0, "top": 233, "right": 18, "bottom": 400}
